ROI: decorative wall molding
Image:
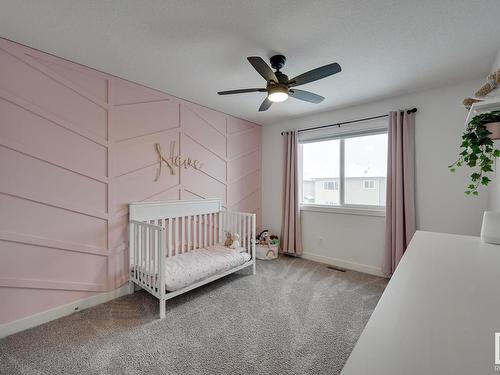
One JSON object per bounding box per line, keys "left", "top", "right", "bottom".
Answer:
{"left": 0, "top": 139, "right": 108, "bottom": 185}
{"left": 2, "top": 47, "right": 111, "bottom": 110}
{"left": 0, "top": 284, "right": 130, "bottom": 339}
{"left": 0, "top": 191, "right": 108, "bottom": 220}
{"left": 0, "top": 87, "right": 108, "bottom": 148}
{"left": 0, "top": 231, "right": 109, "bottom": 257}
{"left": 0, "top": 37, "right": 261, "bottom": 329}
{"left": 0, "top": 277, "right": 107, "bottom": 293}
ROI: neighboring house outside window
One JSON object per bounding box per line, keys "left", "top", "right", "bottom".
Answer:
{"left": 323, "top": 181, "right": 339, "bottom": 190}
{"left": 363, "top": 180, "right": 375, "bottom": 189}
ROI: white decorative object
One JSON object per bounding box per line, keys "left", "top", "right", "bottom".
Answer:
{"left": 129, "top": 199, "right": 256, "bottom": 319}
{"left": 480, "top": 211, "right": 500, "bottom": 245}
{"left": 229, "top": 233, "right": 241, "bottom": 249}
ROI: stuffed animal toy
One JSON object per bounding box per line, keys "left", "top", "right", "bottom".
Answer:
{"left": 224, "top": 232, "right": 233, "bottom": 247}
{"left": 475, "top": 70, "right": 500, "bottom": 97}
{"left": 462, "top": 69, "right": 500, "bottom": 109}
{"left": 463, "top": 97, "right": 483, "bottom": 109}
{"left": 257, "top": 230, "right": 269, "bottom": 245}
{"left": 229, "top": 233, "right": 241, "bottom": 249}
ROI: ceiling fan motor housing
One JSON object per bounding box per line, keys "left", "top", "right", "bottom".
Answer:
{"left": 270, "top": 55, "right": 286, "bottom": 71}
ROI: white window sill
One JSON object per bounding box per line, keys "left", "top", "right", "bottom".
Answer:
{"left": 300, "top": 204, "right": 386, "bottom": 217}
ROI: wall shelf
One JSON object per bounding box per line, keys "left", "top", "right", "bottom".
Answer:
{"left": 464, "top": 97, "right": 500, "bottom": 126}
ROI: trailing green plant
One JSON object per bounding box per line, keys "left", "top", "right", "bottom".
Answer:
{"left": 449, "top": 110, "right": 500, "bottom": 195}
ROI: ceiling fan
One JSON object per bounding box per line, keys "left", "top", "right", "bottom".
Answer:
{"left": 217, "top": 55, "right": 341, "bottom": 112}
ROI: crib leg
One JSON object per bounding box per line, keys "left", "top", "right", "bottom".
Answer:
{"left": 129, "top": 280, "right": 135, "bottom": 294}
{"left": 159, "top": 299, "right": 166, "bottom": 319}
{"left": 252, "top": 261, "right": 256, "bottom": 275}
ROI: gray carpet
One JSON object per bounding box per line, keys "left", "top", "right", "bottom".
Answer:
{"left": 0, "top": 257, "right": 387, "bottom": 375}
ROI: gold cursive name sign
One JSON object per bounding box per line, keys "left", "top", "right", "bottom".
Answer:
{"left": 154, "top": 141, "right": 203, "bottom": 181}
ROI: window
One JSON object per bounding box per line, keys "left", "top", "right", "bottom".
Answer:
{"left": 363, "top": 180, "right": 375, "bottom": 189}
{"left": 323, "top": 181, "right": 339, "bottom": 190}
{"left": 300, "top": 131, "right": 387, "bottom": 208}
{"left": 301, "top": 139, "right": 340, "bottom": 205}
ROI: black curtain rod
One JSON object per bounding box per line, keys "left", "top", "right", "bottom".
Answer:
{"left": 281, "top": 107, "right": 417, "bottom": 135}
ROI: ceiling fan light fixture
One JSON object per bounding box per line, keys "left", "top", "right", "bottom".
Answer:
{"left": 217, "top": 55, "right": 341, "bottom": 111}
{"left": 267, "top": 85, "right": 289, "bottom": 103}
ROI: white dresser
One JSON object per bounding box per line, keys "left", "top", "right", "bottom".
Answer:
{"left": 341, "top": 231, "right": 500, "bottom": 375}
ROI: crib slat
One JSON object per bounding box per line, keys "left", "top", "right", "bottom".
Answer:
{"left": 141, "top": 225, "right": 146, "bottom": 283}
{"left": 236, "top": 214, "right": 239, "bottom": 239}
{"left": 151, "top": 226, "right": 156, "bottom": 286}
{"left": 207, "top": 214, "right": 211, "bottom": 247}
{"left": 144, "top": 225, "right": 149, "bottom": 285}
{"left": 168, "top": 218, "right": 173, "bottom": 258}
{"left": 212, "top": 213, "right": 215, "bottom": 246}
{"left": 238, "top": 215, "right": 241, "bottom": 240}
{"left": 129, "top": 222, "right": 133, "bottom": 280}
{"left": 151, "top": 229, "right": 156, "bottom": 288}
{"left": 208, "top": 213, "right": 211, "bottom": 247}
{"left": 187, "top": 215, "right": 191, "bottom": 251}
{"left": 136, "top": 225, "right": 139, "bottom": 281}
{"left": 175, "top": 217, "right": 180, "bottom": 255}
{"left": 181, "top": 216, "right": 185, "bottom": 254}
{"left": 209, "top": 213, "right": 213, "bottom": 246}
{"left": 213, "top": 213, "right": 216, "bottom": 245}
{"left": 217, "top": 212, "right": 221, "bottom": 244}
{"left": 194, "top": 215, "right": 198, "bottom": 249}
{"left": 202, "top": 214, "right": 207, "bottom": 247}
{"left": 242, "top": 216, "right": 246, "bottom": 252}
{"left": 149, "top": 226, "right": 153, "bottom": 286}
{"left": 134, "top": 224, "right": 139, "bottom": 280}
{"left": 247, "top": 217, "right": 252, "bottom": 253}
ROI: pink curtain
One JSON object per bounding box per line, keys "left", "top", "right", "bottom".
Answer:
{"left": 383, "top": 111, "right": 416, "bottom": 275}
{"left": 280, "top": 131, "right": 303, "bottom": 256}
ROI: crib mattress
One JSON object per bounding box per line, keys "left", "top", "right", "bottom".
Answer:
{"left": 165, "top": 245, "right": 251, "bottom": 292}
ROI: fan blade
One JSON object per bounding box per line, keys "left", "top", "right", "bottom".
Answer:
{"left": 218, "top": 88, "right": 266, "bottom": 95}
{"left": 259, "top": 97, "right": 272, "bottom": 112}
{"left": 247, "top": 57, "right": 278, "bottom": 83}
{"left": 288, "top": 62, "right": 341, "bottom": 87}
{"left": 289, "top": 89, "right": 324, "bottom": 104}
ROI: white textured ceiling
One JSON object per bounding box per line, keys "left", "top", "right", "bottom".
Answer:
{"left": 1, "top": 1, "right": 500, "bottom": 125}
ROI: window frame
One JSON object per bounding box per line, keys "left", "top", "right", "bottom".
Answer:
{"left": 299, "top": 128, "right": 387, "bottom": 216}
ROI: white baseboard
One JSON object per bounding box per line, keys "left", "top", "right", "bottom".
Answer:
{"left": 301, "top": 252, "right": 387, "bottom": 278}
{"left": 0, "top": 283, "right": 130, "bottom": 339}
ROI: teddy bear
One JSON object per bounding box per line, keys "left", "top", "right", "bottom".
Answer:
{"left": 224, "top": 232, "right": 233, "bottom": 247}
{"left": 229, "top": 233, "right": 241, "bottom": 250}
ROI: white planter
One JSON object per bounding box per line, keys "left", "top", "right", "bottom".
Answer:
{"left": 480, "top": 211, "right": 500, "bottom": 245}
{"left": 485, "top": 121, "right": 500, "bottom": 140}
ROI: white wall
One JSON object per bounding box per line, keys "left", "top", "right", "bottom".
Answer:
{"left": 489, "top": 49, "right": 500, "bottom": 211}
{"left": 262, "top": 78, "right": 488, "bottom": 276}
{"left": 492, "top": 144, "right": 500, "bottom": 211}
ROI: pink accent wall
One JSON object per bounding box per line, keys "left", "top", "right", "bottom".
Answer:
{"left": 0, "top": 38, "right": 262, "bottom": 325}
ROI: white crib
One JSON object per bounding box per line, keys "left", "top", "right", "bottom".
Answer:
{"left": 128, "top": 199, "right": 256, "bottom": 318}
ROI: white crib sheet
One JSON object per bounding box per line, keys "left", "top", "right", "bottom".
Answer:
{"left": 165, "top": 245, "right": 251, "bottom": 291}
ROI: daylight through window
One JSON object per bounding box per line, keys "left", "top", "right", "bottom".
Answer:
{"left": 301, "top": 132, "right": 387, "bottom": 208}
